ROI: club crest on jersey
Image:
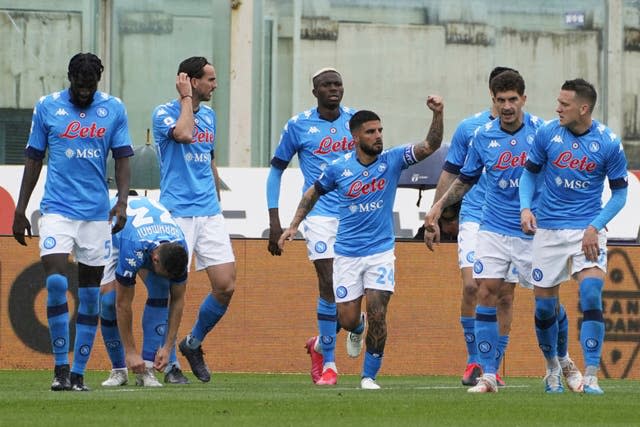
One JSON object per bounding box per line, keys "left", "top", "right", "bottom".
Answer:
{"left": 527, "top": 134, "right": 534, "bottom": 144}
{"left": 589, "top": 141, "right": 600, "bottom": 153}
{"left": 96, "top": 107, "right": 108, "bottom": 118}
{"left": 378, "top": 163, "right": 387, "bottom": 173}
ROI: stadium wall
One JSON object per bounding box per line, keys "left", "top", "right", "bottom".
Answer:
{"left": 1, "top": 238, "right": 638, "bottom": 379}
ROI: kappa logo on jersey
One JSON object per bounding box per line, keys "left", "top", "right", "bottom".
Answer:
{"left": 488, "top": 140, "right": 500, "bottom": 148}
{"left": 551, "top": 134, "right": 563, "bottom": 144}
{"left": 346, "top": 177, "right": 386, "bottom": 198}
{"left": 313, "top": 136, "right": 354, "bottom": 155}
{"left": 126, "top": 258, "right": 137, "bottom": 267}
{"left": 551, "top": 151, "right": 597, "bottom": 172}
{"left": 55, "top": 108, "right": 69, "bottom": 116}
{"left": 494, "top": 151, "right": 527, "bottom": 170}
{"left": 341, "top": 168, "right": 353, "bottom": 177}
{"left": 60, "top": 121, "right": 107, "bottom": 139}
{"left": 308, "top": 126, "right": 320, "bottom": 134}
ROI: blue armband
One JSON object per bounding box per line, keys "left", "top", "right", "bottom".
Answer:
{"left": 590, "top": 187, "right": 627, "bottom": 231}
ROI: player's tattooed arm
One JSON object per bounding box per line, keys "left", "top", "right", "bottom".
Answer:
{"left": 425, "top": 178, "right": 470, "bottom": 234}
{"left": 414, "top": 95, "right": 444, "bottom": 161}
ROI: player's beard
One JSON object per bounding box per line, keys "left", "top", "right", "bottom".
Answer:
{"left": 361, "top": 142, "right": 383, "bottom": 156}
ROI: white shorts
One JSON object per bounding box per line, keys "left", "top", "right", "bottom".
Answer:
{"left": 333, "top": 249, "right": 395, "bottom": 303}
{"left": 100, "top": 243, "right": 120, "bottom": 286}
{"left": 175, "top": 215, "right": 235, "bottom": 271}
{"left": 531, "top": 228, "right": 607, "bottom": 288}
{"left": 38, "top": 213, "right": 110, "bottom": 267}
{"left": 458, "top": 222, "right": 519, "bottom": 283}
{"left": 473, "top": 230, "right": 533, "bottom": 289}
{"left": 301, "top": 216, "right": 338, "bottom": 261}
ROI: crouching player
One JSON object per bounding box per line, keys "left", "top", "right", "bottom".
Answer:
{"left": 99, "top": 196, "right": 189, "bottom": 386}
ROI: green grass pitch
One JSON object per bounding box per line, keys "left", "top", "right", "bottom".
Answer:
{"left": 0, "top": 371, "right": 637, "bottom": 426}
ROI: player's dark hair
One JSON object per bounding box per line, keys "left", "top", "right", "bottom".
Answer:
{"left": 67, "top": 53, "right": 104, "bottom": 82}
{"left": 158, "top": 242, "right": 188, "bottom": 281}
{"left": 562, "top": 78, "right": 597, "bottom": 113}
{"left": 490, "top": 70, "right": 525, "bottom": 96}
{"left": 178, "top": 56, "right": 211, "bottom": 79}
{"left": 350, "top": 110, "right": 381, "bottom": 132}
{"left": 489, "top": 66, "right": 518, "bottom": 85}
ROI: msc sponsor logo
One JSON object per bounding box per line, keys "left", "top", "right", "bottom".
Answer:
{"left": 554, "top": 176, "right": 591, "bottom": 189}
{"left": 351, "top": 200, "right": 384, "bottom": 213}
{"left": 184, "top": 152, "right": 211, "bottom": 163}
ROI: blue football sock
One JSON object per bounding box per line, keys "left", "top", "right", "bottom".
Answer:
{"left": 534, "top": 296, "right": 559, "bottom": 361}
{"left": 317, "top": 298, "right": 337, "bottom": 364}
{"left": 362, "top": 351, "right": 383, "bottom": 380}
{"left": 72, "top": 286, "right": 100, "bottom": 375}
{"left": 189, "top": 294, "right": 227, "bottom": 346}
{"left": 100, "top": 290, "right": 125, "bottom": 369}
{"left": 460, "top": 316, "right": 477, "bottom": 364}
{"left": 557, "top": 304, "right": 569, "bottom": 359}
{"left": 496, "top": 335, "right": 510, "bottom": 371}
{"left": 142, "top": 298, "right": 169, "bottom": 362}
{"left": 351, "top": 313, "right": 365, "bottom": 335}
{"left": 475, "top": 305, "right": 498, "bottom": 374}
{"left": 46, "top": 274, "right": 70, "bottom": 366}
{"left": 579, "top": 277, "right": 605, "bottom": 368}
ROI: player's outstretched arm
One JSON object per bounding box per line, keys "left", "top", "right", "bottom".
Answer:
{"left": 414, "top": 95, "right": 444, "bottom": 162}
{"left": 12, "top": 157, "right": 43, "bottom": 246}
{"left": 278, "top": 185, "right": 320, "bottom": 251}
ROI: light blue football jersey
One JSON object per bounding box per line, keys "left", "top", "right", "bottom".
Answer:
{"left": 152, "top": 100, "right": 220, "bottom": 217}
{"left": 460, "top": 112, "right": 543, "bottom": 239}
{"left": 271, "top": 106, "right": 355, "bottom": 217}
{"left": 316, "top": 144, "right": 417, "bottom": 257}
{"left": 26, "top": 89, "right": 133, "bottom": 220}
{"left": 526, "top": 119, "right": 628, "bottom": 229}
{"left": 112, "top": 197, "right": 188, "bottom": 286}
{"left": 445, "top": 110, "right": 493, "bottom": 224}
